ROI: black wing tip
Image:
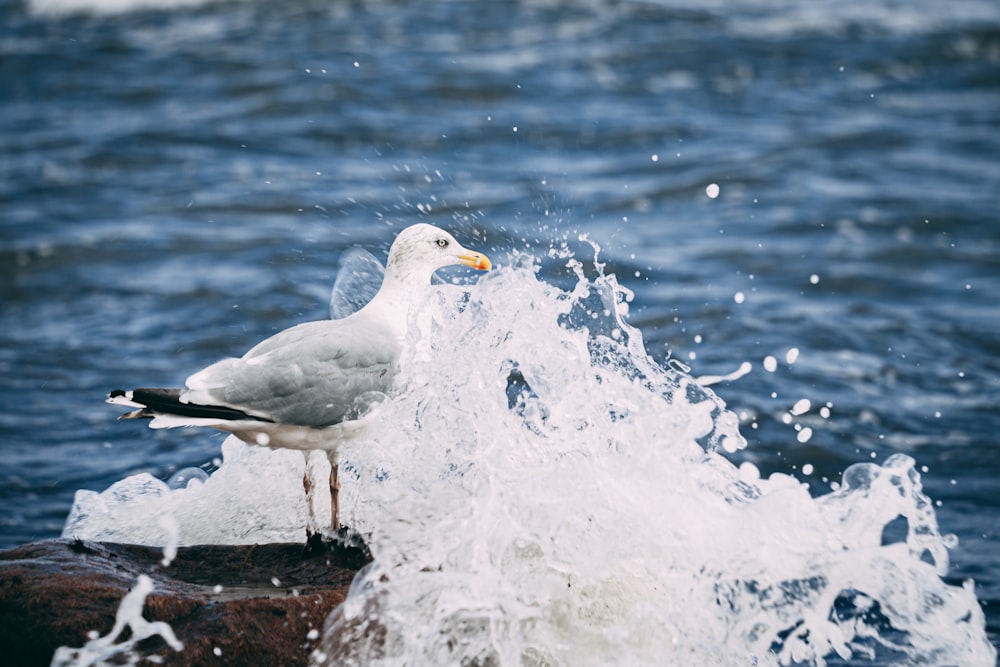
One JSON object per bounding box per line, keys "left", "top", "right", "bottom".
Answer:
{"left": 108, "top": 387, "right": 274, "bottom": 423}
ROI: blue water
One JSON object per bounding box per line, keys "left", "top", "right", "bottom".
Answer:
{"left": 1, "top": 0, "right": 998, "bottom": 660}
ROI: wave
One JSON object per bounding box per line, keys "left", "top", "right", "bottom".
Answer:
{"left": 27, "top": 0, "right": 998, "bottom": 37}
{"left": 29, "top": 0, "right": 222, "bottom": 16}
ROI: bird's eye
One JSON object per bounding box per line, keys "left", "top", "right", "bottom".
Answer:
{"left": 436, "top": 238, "right": 449, "bottom": 248}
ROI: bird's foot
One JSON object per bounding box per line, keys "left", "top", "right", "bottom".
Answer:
{"left": 302, "top": 526, "right": 372, "bottom": 563}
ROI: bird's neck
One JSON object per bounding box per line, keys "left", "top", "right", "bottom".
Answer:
{"left": 356, "top": 268, "right": 435, "bottom": 338}
{"left": 382, "top": 253, "right": 435, "bottom": 286}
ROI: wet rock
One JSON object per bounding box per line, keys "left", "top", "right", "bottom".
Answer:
{"left": 0, "top": 537, "right": 370, "bottom": 666}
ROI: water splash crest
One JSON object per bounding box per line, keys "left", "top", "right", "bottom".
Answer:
{"left": 317, "top": 246, "right": 993, "bottom": 666}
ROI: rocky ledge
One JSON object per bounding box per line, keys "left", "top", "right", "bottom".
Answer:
{"left": 0, "top": 537, "right": 370, "bottom": 666}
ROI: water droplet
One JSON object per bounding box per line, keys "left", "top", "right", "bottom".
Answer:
{"left": 790, "top": 398, "right": 811, "bottom": 416}
{"left": 167, "top": 467, "right": 208, "bottom": 490}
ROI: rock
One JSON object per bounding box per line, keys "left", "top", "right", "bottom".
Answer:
{"left": 0, "top": 537, "right": 370, "bottom": 666}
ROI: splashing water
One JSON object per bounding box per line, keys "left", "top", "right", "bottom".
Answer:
{"left": 329, "top": 248, "right": 385, "bottom": 320}
{"left": 50, "top": 574, "right": 183, "bottom": 666}
{"left": 64, "top": 241, "right": 995, "bottom": 666}
{"left": 314, "top": 247, "right": 993, "bottom": 666}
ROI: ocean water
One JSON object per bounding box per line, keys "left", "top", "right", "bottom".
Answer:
{"left": 1, "top": 0, "right": 998, "bottom": 664}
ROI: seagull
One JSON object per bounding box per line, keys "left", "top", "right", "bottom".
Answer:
{"left": 109, "top": 223, "right": 492, "bottom": 537}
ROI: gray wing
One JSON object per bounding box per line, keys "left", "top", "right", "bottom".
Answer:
{"left": 184, "top": 318, "right": 400, "bottom": 427}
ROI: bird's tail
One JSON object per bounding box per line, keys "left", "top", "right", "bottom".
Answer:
{"left": 108, "top": 388, "right": 274, "bottom": 423}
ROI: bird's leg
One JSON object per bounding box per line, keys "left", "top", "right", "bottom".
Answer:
{"left": 303, "top": 450, "right": 322, "bottom": 537}
{"left": 328, "top": 452, "right": 341, "bottom": 535}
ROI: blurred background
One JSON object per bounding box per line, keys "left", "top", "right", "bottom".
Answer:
{"left": 1, "top": 0, "right": 998, "bottom": 651}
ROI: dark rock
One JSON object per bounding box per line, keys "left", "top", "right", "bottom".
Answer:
{"left": 0, "top": 538, "right": 370, "bottom": 666}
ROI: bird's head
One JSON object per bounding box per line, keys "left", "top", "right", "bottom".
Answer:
{"left": 386, "top": 223, "right": 492, "bottom": 282}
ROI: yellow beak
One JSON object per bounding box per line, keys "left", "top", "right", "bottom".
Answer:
{"left": 458, "top": 252, "right": 492, "bottom": 271}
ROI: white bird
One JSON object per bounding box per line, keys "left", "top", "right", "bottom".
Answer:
{"left": 109, "top": 223, "right": 492, "bottom": 537}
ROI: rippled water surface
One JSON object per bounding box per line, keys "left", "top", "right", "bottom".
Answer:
{"left": 2, "top": 0, "right": 998, "bottom": 662}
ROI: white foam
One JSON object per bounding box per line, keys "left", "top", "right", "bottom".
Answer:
{"left": 62, "top": 437, "right": 309, "bottom": 545}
